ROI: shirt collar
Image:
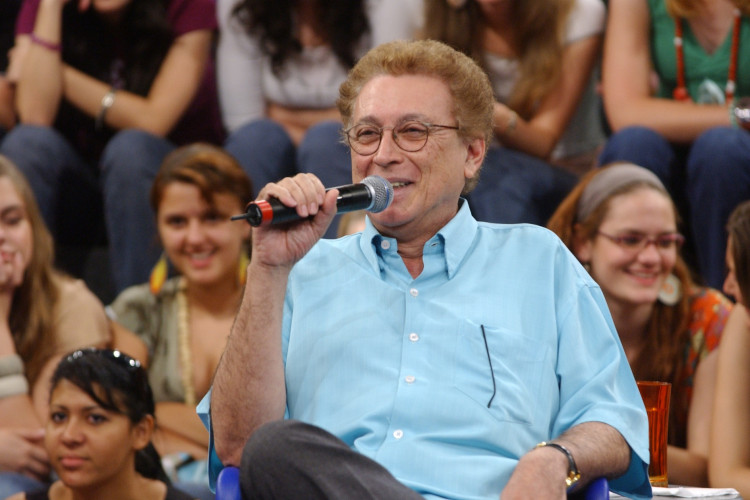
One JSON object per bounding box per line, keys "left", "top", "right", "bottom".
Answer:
{"left": 359, "top": 199, "right": 478, "bottom": 279}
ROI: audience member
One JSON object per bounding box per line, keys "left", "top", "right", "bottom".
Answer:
{"left": 422, "top": 0, "right": 605, "bottom": 226}
{"left": 217, "top": 0, "right": 422, "bottom": 238}
{"left": 200, "top": 39, "right": 651, "bottom": 499}
{"left": 107, "top": 143, "right": 252, "bottom": 499}
{"left": 547, "top": 162, "right": 732, "bottom": 486}
{"left": 709, "top": 200, "right": 750, "bottom": 496}
{"left": 0, "top": 155, "right": 111, "bottom": 498}
{"left": 0, "top": 0, "right": 224, "bottom": 294}
{"left": 5, "top": 347, "right": 193, "bottom": 500}
{"left": 598, "top": 0, "right": 750, "bottom": 290}
{"left": 0, "top": 0, "right": 22, "bottom": 138}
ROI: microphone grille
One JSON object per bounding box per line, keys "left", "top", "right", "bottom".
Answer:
{"left": 362, "top": 176, "right": 393, "bottom": 213}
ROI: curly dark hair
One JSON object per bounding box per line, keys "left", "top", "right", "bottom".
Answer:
{"left": 61, "top": 0, "right": 173, "bottom": 96}
{"left": 231, "top": 0, "right": 369, "bottom": 74}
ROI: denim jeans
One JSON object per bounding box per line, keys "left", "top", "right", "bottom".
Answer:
{"left": 0, "top": 472, "right": 47, "bottom": 499}
{"left": 225, "top": 119, "right": 351, "bottom": 239}
{"left": 1, "top": 125, "right": 176, "bottom": 293}
{"left": 598, "top": 125, "right": 750, "bottom": 290}
{"left": 467, "top": 145, "right": 578, "bottom": 226}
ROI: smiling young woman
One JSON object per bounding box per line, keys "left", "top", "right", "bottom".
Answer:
{"left": 547, "top": 162, "right": 733, "bottom": 486}
{"left": 107, "top": 143, "right": 252, "bottom": 496}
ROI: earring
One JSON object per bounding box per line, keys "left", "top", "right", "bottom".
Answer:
{"left": 237, "top": 250, "right": 249, "bottom": 286}
{"left": 149, "top": 252, "right": 169, "bottom": 295}
{"left": 446, "top": 0, "right": 468, "bottom": 8}
{"left": 658, "top": 274, "right": 682, "bottom": 306}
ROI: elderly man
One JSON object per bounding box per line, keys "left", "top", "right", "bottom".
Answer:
{"left": 200, "top": 39, "right": 650, "bottom": 500}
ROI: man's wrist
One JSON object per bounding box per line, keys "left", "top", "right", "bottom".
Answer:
{"left": 535, "top": 441, "right": 581, "bottom": 490}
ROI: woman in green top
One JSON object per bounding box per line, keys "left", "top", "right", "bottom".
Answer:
{"left": 599, "top": 0, "right": 750, "bottom": 293}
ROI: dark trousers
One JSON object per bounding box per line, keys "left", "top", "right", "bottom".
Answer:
{"left": 240, "top": 420, "right": 423, "bottom": 500}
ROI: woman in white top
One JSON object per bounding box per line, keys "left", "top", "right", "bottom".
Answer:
{"left": 216, "top": 0, "right": 422, "bottom": 237}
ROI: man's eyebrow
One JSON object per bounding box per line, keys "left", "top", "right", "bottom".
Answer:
{"left": 353, "top": 113, "right": 429, "bottom": 126}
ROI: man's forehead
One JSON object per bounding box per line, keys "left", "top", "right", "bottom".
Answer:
{"left": 353, "top": 74, "right": 453, "bottom": 122}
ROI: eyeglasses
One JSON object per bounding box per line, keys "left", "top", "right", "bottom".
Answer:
{"left": 344, "top": 120, "right": 460, "bottom": 156}
{"left": 597, "top": 231, "right": 685, "bottom": 253}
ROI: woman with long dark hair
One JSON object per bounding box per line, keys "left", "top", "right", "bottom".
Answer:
{"left": 217, "top": 0, "right": 421, "bottom": 237}
{"left": 6, "top": 348, "right": 193, "bottom": 500}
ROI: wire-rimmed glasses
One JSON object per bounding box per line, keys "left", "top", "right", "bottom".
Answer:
{"left": 344, "top": 120, "right": 459, "bottom": 156}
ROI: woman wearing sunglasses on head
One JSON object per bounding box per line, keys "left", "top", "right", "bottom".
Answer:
{"left": 6, "top": 348, "right": 194, "bottom": 500}
{"left": 547, "top": 161, "right": 733, "bottom": 487}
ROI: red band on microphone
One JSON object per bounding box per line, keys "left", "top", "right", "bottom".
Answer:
{"left": 255, "top": 199, "right": 275, "bottom": 224}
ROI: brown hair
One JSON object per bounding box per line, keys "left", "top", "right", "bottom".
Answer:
{"left": 727, "top": 200, "right": 750, "bottom": 302}
{"left": 0, "top": 155, "right": 61, "bottom": 386}
{"left": 150, "top": 143, "right": 253, "bottom": 214}
{"left": 422, "top": 0, "right": 574, "bottom": 119}
{"left": 336, "top": 39, "right": 494, "bottom": 193}
{"left": 548, "top": 164, "right": 693, "bottom": 442}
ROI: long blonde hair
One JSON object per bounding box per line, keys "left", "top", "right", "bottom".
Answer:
{"left": 0, "top": 156, "right": 61, "bottom": 387}
{"left": 422, "top": 0, "right": 574, "bottom": 118}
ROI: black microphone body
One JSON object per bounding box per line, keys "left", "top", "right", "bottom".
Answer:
{"left": 232, "top": 175, "right": 393, "bottom": 227}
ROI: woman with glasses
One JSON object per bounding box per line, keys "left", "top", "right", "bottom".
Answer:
{"left": 6, "top": 348, "right": 192, "bottom": 500}
{"left": 547, "top": 161, "right": 732, "bottom": 486}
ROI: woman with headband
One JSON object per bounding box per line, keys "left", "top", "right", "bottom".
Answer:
{"left": 548, "top": 162, "right": 732, "bottom": 486}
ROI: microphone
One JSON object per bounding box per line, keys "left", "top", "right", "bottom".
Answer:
{"left": 231, "top": 175, "right": 394, "bottom": 227}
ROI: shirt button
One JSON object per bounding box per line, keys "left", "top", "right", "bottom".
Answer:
{"left": 381, "top": 240, "right": 391, "bottom": 250}
{"left": 405, "top": 375, "right": 415, "bottom": 383}
{"left": 393, "top": 430, "right": 404, "bottom": 439}
{"left": 409, "top": 288, "right": 419, "bottom": 297}
{"left": 409, "top": 332, "right": 419, "bottom": 342}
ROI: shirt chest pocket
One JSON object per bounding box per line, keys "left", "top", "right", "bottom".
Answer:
{"left": 452, "top": 321, "right": 550, "bottom": 425}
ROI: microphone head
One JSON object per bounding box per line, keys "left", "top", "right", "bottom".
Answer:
{"left": 362, "top": 175, "right": 393, "bottom": 213}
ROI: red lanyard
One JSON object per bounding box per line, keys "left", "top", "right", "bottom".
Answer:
{"left": 672, "top": 9, "right": 741, "bottom": 102}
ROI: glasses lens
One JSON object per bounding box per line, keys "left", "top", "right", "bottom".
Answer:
{"left": 657, "top": 234, "right": 685, "bottom": 249}
{"left": 394, "top": 122, "right": 429, "bottom": 152}
{"left": 348, "top": 125, "right": 381, "bottom": 155}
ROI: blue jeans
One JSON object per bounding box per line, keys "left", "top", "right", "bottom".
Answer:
{"left": 101, "top": 129, "right": 176, "bottom": 291}
{"left": 467, "top": 146, "right": 578, "bottom": 226}
{"left": 1, "top": 125, "right": 176, "bottom": 293}
{"left": 598, "top": 125, "right": 750, "bottom": 290}
{"left": 225, "top": 119, "right": 351, "bottom": 239}
{"left": 0, "top": 472, "right": 47, "bottom": 498}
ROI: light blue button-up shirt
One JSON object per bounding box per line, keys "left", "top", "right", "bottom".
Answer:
{"left": 199, "top": 201, "right": 651, "bottom": 499}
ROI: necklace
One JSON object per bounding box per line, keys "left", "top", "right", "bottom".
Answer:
{"left": 176, "top": 278, "right": 196, "bottom": 408}
{"left": 672, "top": 9, "right": 742, "bottom": 102}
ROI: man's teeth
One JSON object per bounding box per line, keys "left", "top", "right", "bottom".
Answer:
{"left": 391, "top": 182, "right": 409, "bottom": 188}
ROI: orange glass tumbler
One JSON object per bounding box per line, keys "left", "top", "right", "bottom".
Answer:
{"left": 637, "top": 381, "right": 671, "bottom": 487}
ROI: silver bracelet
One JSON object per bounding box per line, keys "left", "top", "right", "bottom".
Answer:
{"left": 95, "top": 88, "right": 117, "bottom": 131}
{"left": 0, "top": 353, "right": 24, "bottom": 377}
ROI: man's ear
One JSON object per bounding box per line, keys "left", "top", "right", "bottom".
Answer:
{"left": 463, "top": 136, "right": 486, "bottom": 181}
